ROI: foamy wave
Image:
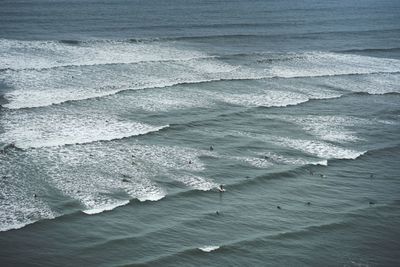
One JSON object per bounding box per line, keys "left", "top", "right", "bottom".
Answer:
{"left": 136, "top": 144, "right": 207, "bottom": 172}
{"left": 0, "top": 211, "right": 55, "bottom": 232}
{"left": 266, "top": 115, "right": 365, "bottom": 143}
{"left": 0, "top": 111, "right": 168, "bottom": 148}
{"left": 0, "top": 158, "right": 57, "bottom": 232}
{"left": 83, "top": 200, "right": 130, "bottom": 215}
{"left": 0, "top": 187, "right": 56, "bottom": 232}
{"left": 217, "top": 89, "right": 309, "bottom": 108}
{"left": 1, "top": 57, "right": 261, "bottom": 109}
{"left": 172, "top": 174, "right": 218, "bottom": 191}
{"left": 0, "top": 140, "right": 212, "bottom": 232}
{"left": 198, "top": 246, "right": 220, "bottom": 252}
{"left": 0, "top": 39, "right": 209, "bottom": 71}
{"left": 0, "top": 222, "right": 31, "bottom": 232}
{"left": 69, "top": 177, "right": 165, "bottom": 215}
{"left": 4, "top": 49, "right": 400, "bottom": 110}
{"left": 126, "top": 179, "right": 167, "bottom": 202}
{"left": 14, "top": 142, "right": 211, "bottom": 218}
{"left": 231, "top": 155, "right": 274, "bottom": 169}
{"left": 260, "top": 152, "right": 328, "bottom": 166}
{"left": 137, "top": 192, "right": 166, "bottom": 202}
{"left": 269, "top": 52, "right": 400, "bottom": 78}
{"left": 315, "top": 72, "right": 400, "bottom": 95}
{"left": 311, "top": 159, "right": 329, "bottom": 166}
{"left": 276, "top": 137, "right": 366, "bottom": 160}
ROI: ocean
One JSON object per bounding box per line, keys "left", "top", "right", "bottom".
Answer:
{"left": 1, "top": 0, "right": 400, "bottom": 266}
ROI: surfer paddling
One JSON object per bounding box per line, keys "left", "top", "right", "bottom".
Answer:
{"left": 218, "top": 184, "right": 225, "bottom": 192}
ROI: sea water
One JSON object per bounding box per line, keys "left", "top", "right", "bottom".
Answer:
{"left": 0, "top": 0, "right": 400, "bottom": 266}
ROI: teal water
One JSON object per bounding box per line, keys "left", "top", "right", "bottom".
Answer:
{"left": 1, "top": 0, "right": 400, "bottom": 266}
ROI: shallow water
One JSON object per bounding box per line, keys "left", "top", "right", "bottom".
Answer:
{"left": 1, "top": 0, "right": 400, "bottom": 266}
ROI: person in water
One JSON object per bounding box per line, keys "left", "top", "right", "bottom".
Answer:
{"left": 218, "top": 184, "right": 224, "bottom": 192}
{"left": 210, "top": 146, "right": 214, "bottom": 151}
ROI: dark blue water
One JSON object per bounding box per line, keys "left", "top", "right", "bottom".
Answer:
{"left": 1, "top": 0, "right": 400, "bottom": 266}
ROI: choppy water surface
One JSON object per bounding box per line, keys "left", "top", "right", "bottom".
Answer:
{"left": 1, "top": 0, "right": 400, "bottom": 266}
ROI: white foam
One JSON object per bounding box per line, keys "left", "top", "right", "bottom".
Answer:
{"left": 267, "top": 115, "right": 366, "bottom": 143}
{"left": 320, "top": 72, "right": 400, "bottom": 95}
{"left": 0, "top": 204, "right": 55, "bottom": 232}
{"left": 0, "top": 171, "right": 56, "bottom": 232}
{"left": 3, "top": 49, "right": 400, "bottom": 109}
{"left": 269, "top": 52, "right": 400, "bottom": 78}
{"left": 126, "top": 178, "right": 166, "bottom": 202}
{"left": 172, "top": 174, "right": 218, "bottom": 191}
{"left": 26, "top": 144, "right": 167, "bottom": 214}
{"left": 83, "top": 200, "right": 130, "bottom": 215}
{"left": 137, "top": 192, "right": 166, "bottom": 202}
{"left": 135, "top": 144, "right": 207, "bottom": 172}
{"left": 217, "top": 89, "right": 309, "bottom": 108}
{"left": 0, "top": 140, "right": 212, "bottom": 229}
{"left": 230, "top": 155, "right": 274, "bottom": 169}
{"left": 260, "top": 152, "right": 327, "bottom": 166}
{"left": 198, "top": 246, "right": 220, "bottom": 252}
{"left": 312, "top": 159, "right": 329, "bottom": 166}
{"left": 1, "top": 54, "right": 261, "bottom": 109}
{"left": 275, "top": 137, "right": 366, "bottom": 160}
{"left": 114, "top": 87, "right": 212, "bottom": 112}
{"left": 0, "top": 39, "right": 210, "bottom": 71}
{"left": 0, "top": 110, "right": 168, "bottom": 148}
{"left": 18, "top": 142, "right": 214, "bottom": 215}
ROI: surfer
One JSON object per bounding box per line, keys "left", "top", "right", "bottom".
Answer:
{"left": 210, "top": 146, "right": 214, "bottom": 151}
{"left": 189, "top": 160, "right": 192, "bottom": 164}
{"left": 218, "top": 184, "right": 225, "bottom": 192}
{"left": 277, "top": 205, "right": 281, "bottom": 210}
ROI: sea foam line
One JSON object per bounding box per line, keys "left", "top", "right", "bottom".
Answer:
{"left": 1, "top": 123, "right": 169, "bottom": 149}
{"left": 82, "top": 200, "right": 130, "bottom": 215}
